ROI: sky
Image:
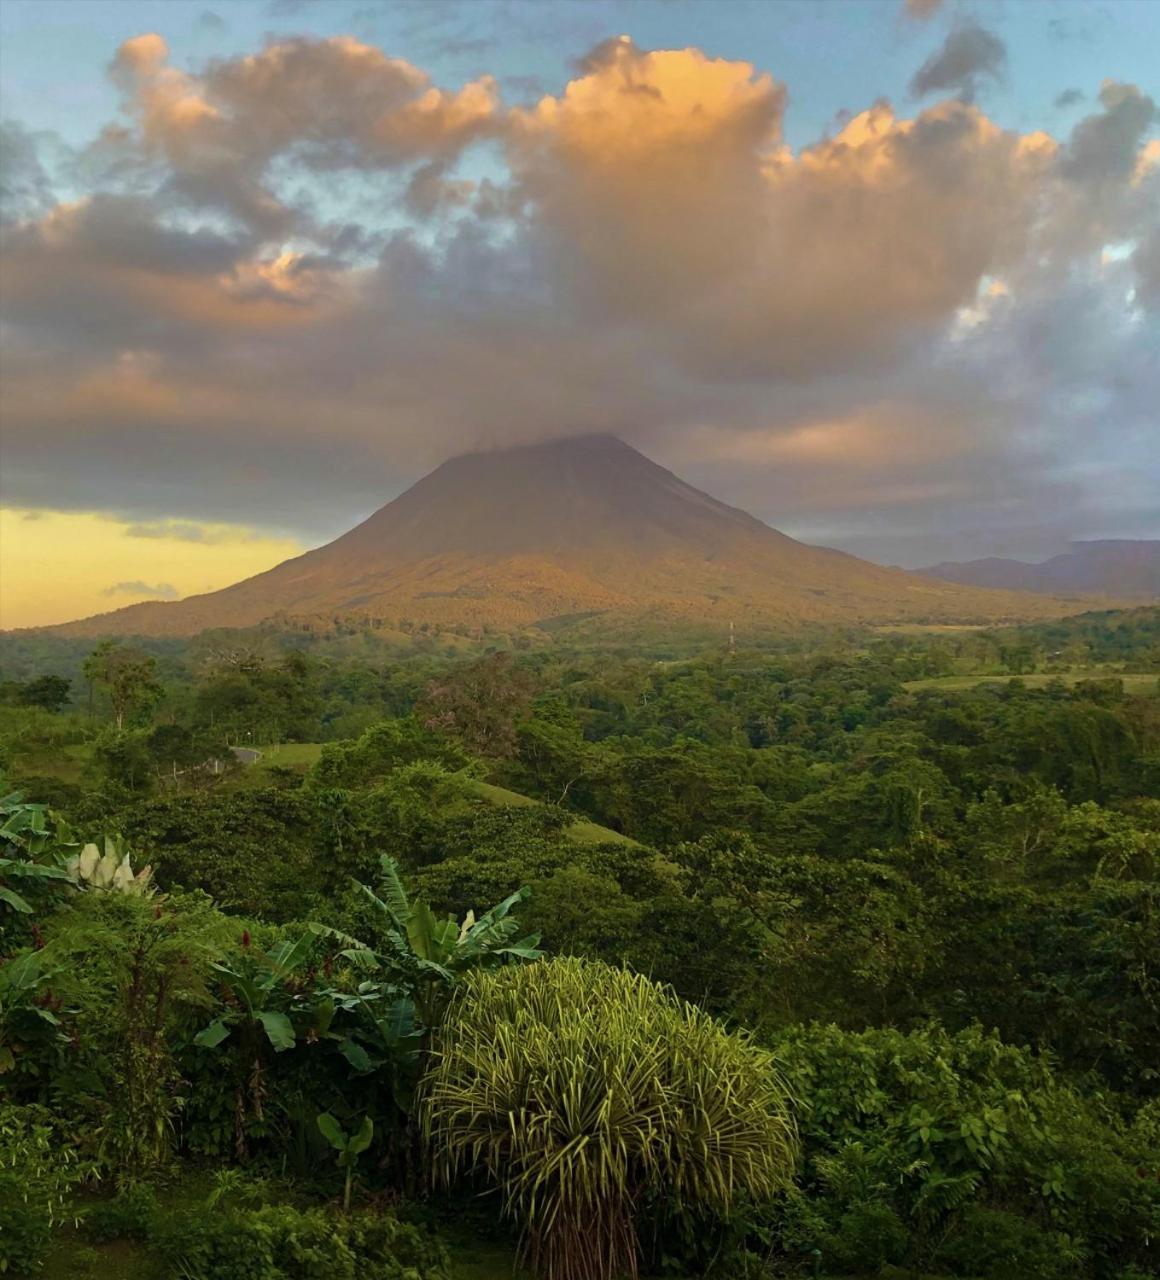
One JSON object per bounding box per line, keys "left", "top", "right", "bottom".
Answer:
{"left": 1, "top": 0, "right": 1158, "bottom": 627}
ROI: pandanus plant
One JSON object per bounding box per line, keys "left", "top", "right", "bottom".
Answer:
{"left": 424, "top": 957, "right": 799, "bottom": 1280}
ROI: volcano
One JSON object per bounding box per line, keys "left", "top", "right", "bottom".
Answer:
{"left": 44, "top": 435, "right": 1083, "bottom": 637}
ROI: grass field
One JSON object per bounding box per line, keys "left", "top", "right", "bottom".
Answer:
{"left": 469, "top": 780, "right": 636, "bottom": 846}
{"left": 252, "top": 741, "right": 326, "bottom": 768}
{"left": 903, "top": 669, "right": 1159, "bottom": 693}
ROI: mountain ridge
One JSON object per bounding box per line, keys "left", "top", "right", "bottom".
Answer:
{"left": 915, "top": 540, "right": 1159, "bottom": 599}
{"left": 27, "top": 436, "right": 1096, "bottom": 637}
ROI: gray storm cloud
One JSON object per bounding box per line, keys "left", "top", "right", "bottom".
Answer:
{"left": 909, "top": 21, "right": 1007, "bottom": 102}
{"left": 0, "top": 32, "right": 1157, "bottom": 564}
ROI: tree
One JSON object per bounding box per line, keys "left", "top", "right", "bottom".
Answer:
{"left": 83, "top": 641, "right": 160, "bottom": 730}
{"left": 145, "top": 723, "right": 225, "bottom": 789}
{"left": 19, "top": 676, "right": 71, "bottom": 713}
{"left": 418, "top": 653, "right": 536, "bottom": 759}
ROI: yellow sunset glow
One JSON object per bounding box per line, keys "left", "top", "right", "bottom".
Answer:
{"left": 0, "top": 508, "right": 308, "bottom": 629}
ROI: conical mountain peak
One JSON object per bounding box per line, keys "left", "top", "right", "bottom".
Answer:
{"left": 41, "top": 435, "right": 1077, "bottom": 637}
{"left": 331, "top": 434, "right": 769, "bottom": 561}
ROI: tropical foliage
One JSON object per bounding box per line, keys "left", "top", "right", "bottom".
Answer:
{"left": 0, "top": 613, "right": 1157, "bottom": 1277}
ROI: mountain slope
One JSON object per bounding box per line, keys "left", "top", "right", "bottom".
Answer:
{"left": 916, "top": 541, "right": 1159, "bottom": 599}
{"left": 39, "top": 436, "right": 1089, "bottom": 637}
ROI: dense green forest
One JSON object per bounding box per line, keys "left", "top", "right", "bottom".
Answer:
{"left": 2, "top": 609, "right": 1158, "bottom": 1279}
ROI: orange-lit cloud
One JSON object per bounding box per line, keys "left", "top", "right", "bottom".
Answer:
{"left": 0, "top": 30, "right": 1157, "bottom": 588}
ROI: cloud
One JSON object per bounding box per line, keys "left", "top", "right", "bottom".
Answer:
{"left": 0, "top": 121, "right": 57, "bottom": 222}
{"left": 196, "top": 10, "right": 227, "bottom": 32}
{"left": 1062, "top": 81, "right": 1157, "bottom": 185}
{"left": 506, "top": 43, "right": 1055, "bottom": 379}
{"left": 1133, "top": 226, "right": 1160, "bottom": 305}
{"left": 1055, "top": 88, "right": 1084, "bottom": 109}
{"left": 102, "top": 33, "right": 500, "bottom": 237}
{"left": 0, "top": 33, "right": 1157, "bottom": 567}
{"left": 101, "top": 580, "right": 180, "bottom": 599}
{"left": 122, "top": 519, "right": 285, "bottom": 544}
{"left": 910, "top": 21, "right": 1007, "bottom": 102}
{"left": 0, "top": 507, "right": 308, "bottom": 628}
{"left": 903, "top": 0, "right": 943, "bottom": 19}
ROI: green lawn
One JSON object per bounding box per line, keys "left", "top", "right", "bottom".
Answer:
{"left": 903, "top": 669, "right": 1159, "bottom": 693}
{"left": 254, "top": 742, "right": 326, "bottom": 768}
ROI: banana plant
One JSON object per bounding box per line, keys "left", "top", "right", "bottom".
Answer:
{"left": 310, "top": 954, "right": 423, "bottom": 1115}
{"left": 0, "top": 786, "right": 73, "bottom": 913}
{"left": 317, "top": 1112, "right": 374, "bottom": 1211}
{"left": 192, "top": 930, "right": 325, "bottom": 1160}
{"left": 193, "top": 932, "right": 317, "bottom": 1054}
{"left": 0, "top": 949, "right": 70, "bottom": 1074}
{"left": 356, "top": 854, "right": 543, "bottom": 1032}
{"left": 65, "top": 835, "right": 155, "bottom": 897}
{"left": 0, "top": 854, "right": 70, "bottom": 914}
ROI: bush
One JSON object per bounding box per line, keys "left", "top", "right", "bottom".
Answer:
{"left": 151, "top": 1199, "right": 449, "bottom": 1280}
{"left": 823, "top": 1200, "right": 909, "bottom": 1273}
{"left": 763, "top": 1022, "right": 1160, "bottom": 1278}
{"left": 116, "top": 789, "right": 326, "bottom": 919}
{"left": 0, "top": 1104, "right": 79, "bottom": 1276}
{"left": 424, "top": 957, "right": 797, "bottom": 1280}
{"left": 83, "top": 1181, "right": 158, "bottom": 1243}
{"left": 934, "top": 1206, "right": 1084, "bottom": 1280}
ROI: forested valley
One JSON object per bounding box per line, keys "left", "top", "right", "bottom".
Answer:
{"left": 2, "top": 609, "right": 1158, "bottom": 1280}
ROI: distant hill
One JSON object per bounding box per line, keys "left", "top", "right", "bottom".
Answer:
{"left": 35, "top": 435, "right": 1091, "bottom": 638}
{"left": 915, "top": 541, "right": 1159, "bottom": 599}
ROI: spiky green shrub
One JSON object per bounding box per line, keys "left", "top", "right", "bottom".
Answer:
{"left": 423, "top": 956, "right": 797, "bottom": 1280}
{"left": 0, "top": 1104, "right": 81, "bottom": 1275}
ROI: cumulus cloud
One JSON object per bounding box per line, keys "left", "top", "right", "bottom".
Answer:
{"left": 0, "top": 33, "right": 1157, "bottom": 563}
{"left": 101, "top": 580, "right": 180, "bottom": 599}
{"left": 101, "top": 32, "right": 499, "bottom": 237}
{"left": 910, "top": 21, "right": 1007, "bottom": 102}
{"left": 903, "top": 0, "right": 943, "bottom": 19}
